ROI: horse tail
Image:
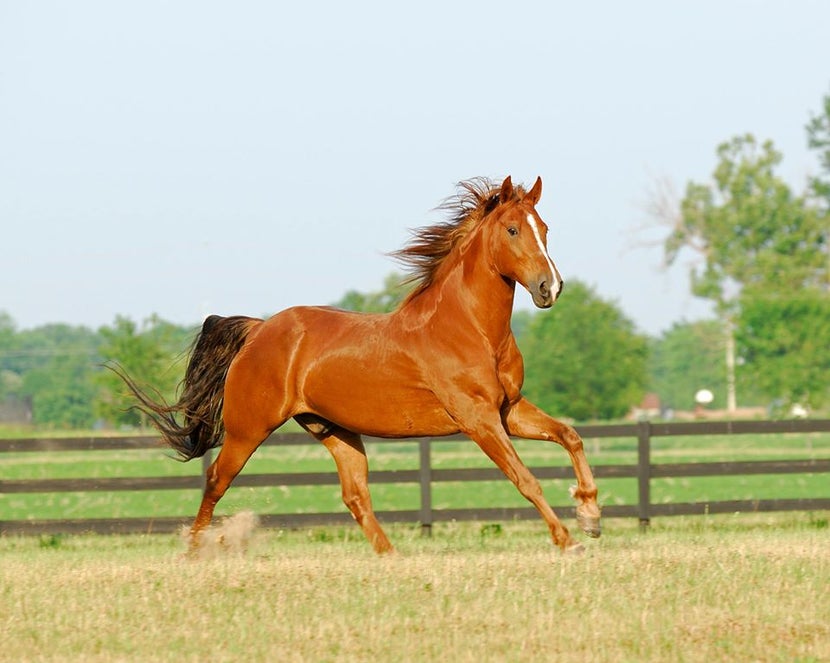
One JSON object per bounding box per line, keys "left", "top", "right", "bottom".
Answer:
{"left": 111, "top": 315, "right": 261, "bottom": 461}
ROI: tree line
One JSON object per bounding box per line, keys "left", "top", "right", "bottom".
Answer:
{"left": 2, "top": 88, "right": 828, "bottom": 429}
{"left": 0, "top": 313, "right": 192, "bottom": 429}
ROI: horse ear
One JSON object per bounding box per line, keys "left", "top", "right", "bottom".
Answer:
{"left": 499, "top": 176, "right": 514, "bottom": 203}
{"left": 526, "top": 176, "right": 543, "bottom": 206}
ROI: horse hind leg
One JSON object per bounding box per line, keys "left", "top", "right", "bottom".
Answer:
{"left": 188, "top": 428, "right": 272, "bottom": 554}
{"left": 302, "top": 422, "right": 395, "bottom": 554}
{"left": 186, "top": 341, "right": 297, "bottom": 554}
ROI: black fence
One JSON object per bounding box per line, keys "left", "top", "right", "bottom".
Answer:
{"left": 2, "top": 419, "right": 829, "bottom": 536}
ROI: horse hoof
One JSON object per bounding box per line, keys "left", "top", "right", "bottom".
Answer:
{"left": 564, "top": 541, "right": 585, "bottom": 555}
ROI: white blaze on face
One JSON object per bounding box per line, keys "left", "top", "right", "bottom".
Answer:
{"left": 526, "top": 213, "right": 560, "bottom": 293}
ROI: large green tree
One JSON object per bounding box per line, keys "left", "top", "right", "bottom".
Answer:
{"left": 518, "top": 280, "right": 648, "bottom": 421}
{"left": 667, "top": 134, "right": 826, "bottom": 300}
{"left": 738, "top": 291, "right": 830, "bottom": 409}
{"left": 664, "top": 134, "right": 827, "bottom": 411}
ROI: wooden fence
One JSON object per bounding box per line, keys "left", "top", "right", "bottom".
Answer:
{"left": 2, "top": 419, "right": 829, "bottom": 536}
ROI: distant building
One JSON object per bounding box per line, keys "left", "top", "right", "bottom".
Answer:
{"left": 631, "top": 392, "right": 661, "bottom": 421}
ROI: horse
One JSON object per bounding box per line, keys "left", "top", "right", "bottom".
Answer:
{"left": 117, "top": 176, "right": 601, "bottom": 554}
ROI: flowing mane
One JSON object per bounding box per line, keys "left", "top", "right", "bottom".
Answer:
{"left": 392, "top": 177, "right": 529, "bottom": 299}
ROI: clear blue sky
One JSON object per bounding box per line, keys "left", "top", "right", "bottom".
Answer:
{"left": 2, "top": 1, "right": 828, "bottom": 335}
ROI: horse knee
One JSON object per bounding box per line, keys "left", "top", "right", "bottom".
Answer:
{"left": 557, "top": 425, "right": 584, "bottom": 453}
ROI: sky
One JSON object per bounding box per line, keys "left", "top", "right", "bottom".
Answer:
{"left": 1, "top": 1, "right": 828, "bottom": 336}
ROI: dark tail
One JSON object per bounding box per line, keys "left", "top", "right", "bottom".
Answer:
{"left": 110, "top": 315, "right": 261, "bottom": 461}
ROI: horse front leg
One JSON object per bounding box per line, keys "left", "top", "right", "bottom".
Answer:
{"left": 460, "top": 416, "right": 584, "bottom": 553}
{"left": 504, "top": 397, "right": 601, "bottom": 539}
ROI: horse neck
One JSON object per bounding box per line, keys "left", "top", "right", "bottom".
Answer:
{"left": 403, "top": 231, "right": 517, "bottom": 344}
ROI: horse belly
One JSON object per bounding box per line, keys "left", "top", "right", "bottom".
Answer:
{"left": 302, "top": 362, "right": 458, "bottom": 438}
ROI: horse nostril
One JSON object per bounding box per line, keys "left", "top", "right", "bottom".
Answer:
{"left": 557, "top": 279, "right": 565, "bottom": 296}
{"left": 539, "top": 281, "right": 549, "bottom": 297}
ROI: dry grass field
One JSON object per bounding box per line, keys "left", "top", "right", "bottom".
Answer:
{"left": 1, "top": 513, "right": 828, "bottom": 663}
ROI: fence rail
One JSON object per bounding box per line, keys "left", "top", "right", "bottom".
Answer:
{"left": 2, "top": 419, "right": 829, "bottom": 536}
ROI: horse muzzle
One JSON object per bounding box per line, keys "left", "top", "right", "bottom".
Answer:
{"left": 529, "top": 277, "right": 563, "bottom": 309}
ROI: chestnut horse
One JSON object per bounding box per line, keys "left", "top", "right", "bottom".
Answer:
{"left": 119, "top": 176, "right": 601, "bottom": 554}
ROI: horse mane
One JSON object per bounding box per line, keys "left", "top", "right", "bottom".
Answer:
{"left": 392, "top": 177, "right": 527, "bottom": 301}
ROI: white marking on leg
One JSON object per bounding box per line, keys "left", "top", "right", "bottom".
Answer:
{"left": 526, "top": 213, "right": 560, "bottom": 293}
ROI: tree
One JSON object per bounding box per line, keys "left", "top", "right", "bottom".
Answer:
{"left": 806, "top": 86, "right": 830, "bottom": 303}
{"left": 0, "top": 311, "right": 14, "bottom": 343}
{"left": 518, "top": 280, "right": 648, "bottom": 421}
{"left": 807, "top": 85, "right": 830, "bottom": 208}
{"left": 0, "top": 312, "right": 18, "bottom": 402}
{"left": 667, "top": 135, "right": 826, "bottom": 297}
{"left": 96, "top": 315, "right": 191, "bottom": 427}
{"left": 738, "top": 291, "right": 830, "bottom": 409}
{"left": 21, "top": 351, "right": 97, "bottom": 427}
{"left": 5, "top": 323, "right": 101, "bottom": 428}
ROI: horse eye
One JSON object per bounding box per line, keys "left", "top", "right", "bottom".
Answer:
{"left": 507, "top": 226, "right": 518, "bottom": 237}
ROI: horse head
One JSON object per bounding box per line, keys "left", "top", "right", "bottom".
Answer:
{"left": 486, "top": 176, "right": 563, "bottom": 308}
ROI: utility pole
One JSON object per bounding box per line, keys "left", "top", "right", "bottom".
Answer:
{"left": 725, "top": 316, "right": 737, "bottom": 413}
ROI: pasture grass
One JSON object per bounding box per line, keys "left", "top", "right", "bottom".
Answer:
{"left": 0, "top": 513, "right": 828, "bottom": 662}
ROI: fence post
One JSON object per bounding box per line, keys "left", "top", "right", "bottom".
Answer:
{"left": 637, "top": 420, "right": 651, "bottom": 532}
{"left": 418, "top": 438, "right": 433, "bottom": 537}
{"left": 201, "top": 450, "right": 212, "bottom": 492}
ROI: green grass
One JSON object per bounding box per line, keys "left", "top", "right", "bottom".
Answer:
{"left": 0, "top": 515, "right": 828, "bottom": 662}
{"left": 2, "top": 432, "right": 828, "bottom": 522}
